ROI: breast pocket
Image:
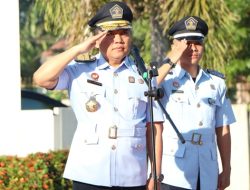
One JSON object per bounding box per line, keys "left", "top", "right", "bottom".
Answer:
{"left": 126, "top": 89, "right": 148, "bottom": 119}
{"left": 201, "top": 95, "right": 221, "bottom": 122}
{"left": 167, "top": 92, "right": 189, "bottom": 122}
{"left": 170, "top": 90, "right": 190, "bottom": 103}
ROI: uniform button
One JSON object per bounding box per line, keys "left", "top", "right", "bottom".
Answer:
{"left": 195, "top": 86, "right": 199, "bottom": 90}
{"left": 113, "top": 73, "right": 118, "bottom": 77}
{"left": 114, "top": 107, "right": 118, "bottom": 112}
{"left": 114, "top": 89, "right": 118, "bottom": 94}
{"left": 111, "top": 145, "right": 116, "bottom": 150}
{"left": 136, "top": 144, "right": 142, "bottom": 150}
{"left": 199, "top": 121, "right": 203, "bottom": 126}
{"left": 197, "top": 103, "right": 201, "bottom": 108}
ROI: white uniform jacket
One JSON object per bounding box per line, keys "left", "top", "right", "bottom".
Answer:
{"left": 160, "top": 64, "right": 236, "bottom": 190}
{"left": 54, "top": 54, "right": 164, "bottom": 187}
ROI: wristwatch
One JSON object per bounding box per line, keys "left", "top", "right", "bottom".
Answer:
{"left": 163, "top": 57, "right": 176, "bottom": 68}
{"left": 149, "top": 173, "right": 164, "bottom": 182}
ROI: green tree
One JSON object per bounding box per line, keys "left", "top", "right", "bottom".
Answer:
{"left": 225, "top": 0, "right": 250, "bottom": 84}
{"left": 34, "top": 0, "right": 241, "bottom": 70}
{"left": 159, "top": 0, "right": 240, "bottom": 72}
{"left": 20, "top": 0, "right": 58, "bottom": 87}
{"left": 20, "top": 0, "right": 250, "bottom": 102}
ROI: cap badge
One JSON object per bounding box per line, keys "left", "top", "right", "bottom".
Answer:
{"left": 185, "top": 17, "right": 198, "bottom": 31}
{"left": 110, "top": 4, "right": 123, "bottom": 19}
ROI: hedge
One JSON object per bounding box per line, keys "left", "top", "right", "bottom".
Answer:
{"left": 0, "top": 150, "right": 72, "bottom": 190}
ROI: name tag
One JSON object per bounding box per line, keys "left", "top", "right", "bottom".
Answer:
{"left": 172, "top": 90, "right": 184, "bottom": 93}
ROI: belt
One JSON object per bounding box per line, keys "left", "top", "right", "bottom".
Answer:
{"left": 109, "top": 126, "right": 146, "bottom": 139}
{"left": 166, "top": 133, "right": 215, "bottom": 145}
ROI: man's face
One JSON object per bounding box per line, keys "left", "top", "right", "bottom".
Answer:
{"left": 96, "top": 29, "right": 132, "bottom": 64}
{"left": 180, "top": 40, "right": 204, "bottom": 65}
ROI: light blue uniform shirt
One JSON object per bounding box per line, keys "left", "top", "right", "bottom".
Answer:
{"left": 160, "top": 64, "right": 235, "bottom": 190}
{"left": 55, "top": 54, "right": 164, "bottom": 187}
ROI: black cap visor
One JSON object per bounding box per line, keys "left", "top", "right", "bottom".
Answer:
{"left": 175, "top": 36, "right": 204, "bottom": 42}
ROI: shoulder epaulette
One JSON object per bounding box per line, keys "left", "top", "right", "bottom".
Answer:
{"left": 206, "top": 69, "right": 225, "bottom": 79}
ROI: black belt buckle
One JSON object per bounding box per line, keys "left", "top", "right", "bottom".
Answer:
{"left": 191, "top": 133, "right": 203, "bottom": 145}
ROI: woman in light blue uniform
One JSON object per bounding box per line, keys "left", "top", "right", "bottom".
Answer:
{"left": 157, "top": 16, "right": 236, "bottom": 190}
{"left": 33, "top": 2, "right": 164, "bottom": 190}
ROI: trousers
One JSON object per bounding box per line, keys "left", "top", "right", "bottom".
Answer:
{"left": 73, "top": 181, "right": 146, "bottom": 190}
{"left": 161, "top": 173, "right": 200, "bottom": 190}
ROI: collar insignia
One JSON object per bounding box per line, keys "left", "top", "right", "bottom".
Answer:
{"left": 110, "top": 4, "right": 123, "bottom": 19}
{"left": 185, "top": 17, "right": 198, "bottom": 31}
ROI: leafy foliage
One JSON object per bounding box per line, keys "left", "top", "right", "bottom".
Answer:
{"left": 20, "top": 0, "right": 58, "bottom": 87}
{"left": 160, "top": 0, "right": 239, "bottom": 72}
{"left": 225, "top": 0, "right": 250, "bottom": 84}
{"left": 34, "top": 0, "right": 109, "bottom": 45}
{"left": 132, "top": 18, "right": 151, "bottom": 64}
{"left": 20, "top": 0, "right": 250, "bottom": 101}
{"left": 0, "top": 150, "right": 71, "bottom": 190}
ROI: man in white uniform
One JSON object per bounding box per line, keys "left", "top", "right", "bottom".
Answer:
{"left": 157, "top": 16, "right": 236, "bottom": 190}
{"left": 33, "top": 1, "right": 164, "bottom": 190}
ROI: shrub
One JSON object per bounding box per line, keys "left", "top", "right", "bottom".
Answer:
{"left": 0, "top": 150, "right": 72, "bottom": 190}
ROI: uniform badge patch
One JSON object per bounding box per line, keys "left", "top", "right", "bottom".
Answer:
{"left": 128, "top": 76, "right": 135, "bottom": 83}
{"left": 91, "top": 72, "right": 99, "bottom": 81}
{"left": 172, "top": 81, "right": 180, "bottom": 88}
{"left": 85, "top": 96, "right": 100, "bottom": 112}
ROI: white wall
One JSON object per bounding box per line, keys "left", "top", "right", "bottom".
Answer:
{"left": 0, "top": 107, "right": 77, "bottom": 157}
{"left": 17, "top": 110, "right": 55, "bottom": 157}
{"left": 228, "top": 104, "right": 249, "bottom": 190}
{"left": 0, "top": 1, "right": 21, "bottom": 156}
